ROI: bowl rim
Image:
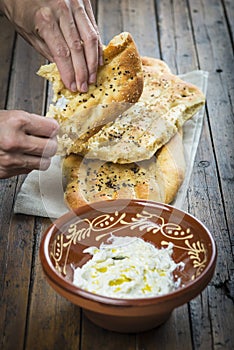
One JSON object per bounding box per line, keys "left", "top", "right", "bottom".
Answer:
{"left": 40, "top": 199, "right": 217, "bottom": 307}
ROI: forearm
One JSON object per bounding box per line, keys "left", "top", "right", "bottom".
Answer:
{"left": 0, "top": 0, "right": 7, "bottom": 14}
{"left": 0, "top": 1, "right": 47, "bottom": 32}
{"left": 0, "top": 0, "right": 14, "bottom": 20}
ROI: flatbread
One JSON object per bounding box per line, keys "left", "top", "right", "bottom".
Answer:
{"left": 37, "top": 32, "right": 143, "bottom": 155}
{"left": 75, "top": 57, "right": 205, "bottom": 163}
{"left": 63, "top": 131, "right": 185, "bottom": 209}
{"left": 61, "top": 55, "right": 205, "bottom": 209}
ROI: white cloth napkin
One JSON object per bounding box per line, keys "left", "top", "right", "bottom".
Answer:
{"left": 14, "top": 70, "right": 208, "bottom": 218}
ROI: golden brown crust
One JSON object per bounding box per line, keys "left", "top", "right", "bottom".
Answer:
{"left": 37, "top": 32, "right": 143, "bottom": 155}
{"left": 76, "top": 58, "right": 205, "bottom": 163}
{"left": 155, "top": 130, "right": 185, "bottom": 203}
{"left": 141, "top": 56, "right": 172, "bottom": 75}
{"left": 61, "top": 55, "right": 205, "bottom": 209}
{"left": 62, "top": 131, "right": 185, "bottom": 209}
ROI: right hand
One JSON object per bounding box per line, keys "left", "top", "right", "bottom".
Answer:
{"left": 0, "top": 0, "right": 103, "bottom": 93}
{"left": 0, "top": 110, "right": 59, "bottom": 179}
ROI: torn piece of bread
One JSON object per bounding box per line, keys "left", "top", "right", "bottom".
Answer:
{"left": 76, "top": 57, "right": 205, "bottom": 163}
{"left": 37, "top": 32, "right": 143, "bottom": 155}
{"left": 63, "top": 131, "right": 185, "bottom": 209}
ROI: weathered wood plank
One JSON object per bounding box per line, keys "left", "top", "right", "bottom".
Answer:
{"left": 25, "top": 218, "right": 82, "bottom": 350}
{"left": 189, "top": 0, "right": 234, "bottom": 238}
{"left": 223, "top": 0, "right": 234, "bottom": 43}
{"left": 187, "top": 123, "right": 234, "bottom": 349}
{"left": 156, "top": 0, "right": 199, "bottom": 74}
{"left": 208, "top": 284, "right": 234, "bottom": 349}
{"left": 0, "top": 177, "right": 17, "bottom": 297}
{"left": 81, "top": 315, "right": 136, "bottom": 350}
{"left": 121, "top": 0, "right": 160, "bottom": 57}
{"left": 0, "top": 14, "right": 15, "bottom": 109}
{"left": 0, "top": 31, "right": 47, "bottom": 349}
{"left": 188, "top": 288, "right": 213, "bottom": 350}
{"left": 138, "top": 305, "right": 193, "bottom": 350}
{"left": 97, "top": 0, "right": 123, "bottom": 44}
{"left": 6, "top": 39, "right": 46, "bottom": 114}
{"left": 98, "top": 0, "right": 160, "bottom": 57}
{"left": 186, "top": 0, "right": 234, "bottom": 348}
{"left": 0, "top": 15, "right": 17, "bottom": 307}
{"left": 157, "top": 0, "right": 233, "bottom": 349}
{"left": 187, "top": 121, "right": 232, "bottom": 285}
{"left": 188, "top": 0, "right": 234, "bottom": 274}
{"left": 189, "top": 283, "right": 234, "bottom": 349}
{"left": 0, "top": 214, "right": 35, "bottom": 350}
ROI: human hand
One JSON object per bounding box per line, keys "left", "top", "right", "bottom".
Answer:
{"left": 0, "top": 0, "right": 103, "bottom": 93}
{"left": 0, "top": 110, "right": 59, "bottom": 179}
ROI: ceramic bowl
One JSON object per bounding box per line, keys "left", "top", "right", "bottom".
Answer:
{"left": 40, "top": 199, "right": 217, "bottom": 333}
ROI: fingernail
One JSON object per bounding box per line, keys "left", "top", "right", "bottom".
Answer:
{"left": 89, "top": 73, "right": 96, "bottom": 84}
{"left": 80, "top": 81, "right": 88, "bottom": 93}
{"left": 71, "top": 82, "right": 77, "bottom": 92}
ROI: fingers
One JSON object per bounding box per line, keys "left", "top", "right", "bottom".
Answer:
{"left": 34, "top": 6, "right": 76, "bottom": 91}
{"left": 23, "top": 114, "right": 59, "bottom": 138}
{"left": 71, "top": 0, "right": 99, "bottom": 85}
{"left": 0, "top": 152, "right": 53, "bottom": 179}
{"left": 0, "top": 166, "right": 32, "bottom": 179}
{"left": 61, "top": 0, "right": 102, "bottom": 90}
{"left": 83, "top": 0, "right": 103, "bottom": 66}
{"left": 17, "top": 114, "right": 59, "bottom": 157}
{"left": 34, "top": 1, "right": 102, "bottom": 92}
{"left": 0, "top": 110, "right": 59, "bottom": 179}
{"left": 0, "top": 152, "right": 52, "bottom": 172}
{"left": 22, "top": 135, "right": 58, "bottom": 158}
{"left": 1, "top": 134, "right": 57, "bottom": 159}
{"left": 59, "top": 4, "right": 89, "bottom": 92}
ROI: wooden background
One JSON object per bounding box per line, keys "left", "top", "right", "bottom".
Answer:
{"left": 0, "top": 0, "right": 233, "bottom": 349}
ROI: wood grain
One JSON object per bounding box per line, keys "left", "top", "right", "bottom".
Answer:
{"left": 0, "top": 14, "right": 15, "bottom": 109}
{"left": 25, "top": 218, "right": 82, "bottom": 350}
{"left": 0, "top": 1, "right": 233, "bottom": 349}
{"left": 0, "top": 32, "right": 47, "bottom": 350}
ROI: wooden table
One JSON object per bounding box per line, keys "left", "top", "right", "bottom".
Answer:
{"left": 0, "top": 1, "right": 233, "bottom": 349}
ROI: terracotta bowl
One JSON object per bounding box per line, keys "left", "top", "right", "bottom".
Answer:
{"left": 40, "top": 199, "right": 217, "bottom": 333}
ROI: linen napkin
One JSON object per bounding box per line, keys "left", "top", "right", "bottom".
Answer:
{"left": 14, "top": 70, "right": 208, "bottom": 218}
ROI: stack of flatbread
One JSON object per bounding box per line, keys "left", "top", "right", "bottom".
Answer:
{"left": 38, "top": 32, "right": 205, "bottom": 210}
{"left": 38, "top": 32, "right": 143, "bottom": 155}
